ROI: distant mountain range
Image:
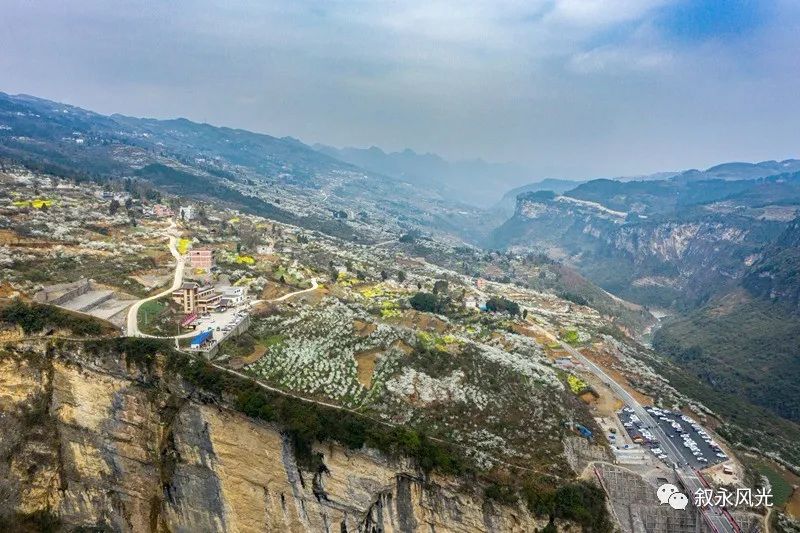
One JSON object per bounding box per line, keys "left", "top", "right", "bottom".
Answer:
{"left": 0, "top": 92, "right": 493, "bottom": 243}
{"left": 673, "top": 159, "right": 800, "bottom": 182}
{"left": 313, "top": 144, "right": 533, "bottom": 207}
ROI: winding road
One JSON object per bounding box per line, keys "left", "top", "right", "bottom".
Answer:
{"left": 125, "top": 221, "right": 186, "bottom": 338}
{"left": 251, "top": 277, "right": 318, "bottom": 305}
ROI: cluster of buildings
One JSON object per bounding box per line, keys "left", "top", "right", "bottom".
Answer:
{"left": 172, "top": 282, "right": 246, "bottom": 315}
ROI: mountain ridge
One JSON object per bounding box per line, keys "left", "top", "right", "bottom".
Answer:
{"left": 314, "top": 143, "right": 533, "bottom": 207}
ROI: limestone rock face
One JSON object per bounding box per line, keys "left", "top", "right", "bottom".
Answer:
{"left": 0, "top": 346, "right": 551, "bottom": 532}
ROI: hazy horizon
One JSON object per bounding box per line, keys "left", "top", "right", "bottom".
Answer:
{"left": 2, "top": 0, "right": 799, "bottom": 180}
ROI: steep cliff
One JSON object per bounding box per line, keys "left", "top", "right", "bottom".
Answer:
{"left": 492, "top": 190, "right": 789, "bottom": 310}
{"left": 0, "top": 341, "right": 564, "bottom": 533}
{"left": 742, "top": 216, "right": 800, "bottom": 312}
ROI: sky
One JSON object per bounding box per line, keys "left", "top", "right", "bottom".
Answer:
{"left": 2, "top": 0, "right": 799, "bottom": 180}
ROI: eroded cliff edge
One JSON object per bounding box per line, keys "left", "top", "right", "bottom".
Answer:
{"left": 0, "top": 341, "right": 566, "bottom": 532}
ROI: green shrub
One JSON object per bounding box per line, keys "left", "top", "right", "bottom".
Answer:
{"left": 0, "top": 300, "right": 108, "bottom": 337}
{"left": 485, "top": 483, "right": 519, "bottom": 505}
{"left": 485, "top": 296, "right": 520, "bottom": 316}
{"left": 85, "top": 337, "right": 169, "bottom": 372}
{"left": 522, "top": 480, "right": 611, "bottom": 532}
{"left": 409, "top": 292, "right": 444, "bottom": 313}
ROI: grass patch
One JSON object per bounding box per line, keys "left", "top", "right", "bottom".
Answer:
{"left": 560, "top": 329, "right": 580, "bottom": 345}
{"left": 747, "top": 459, "right": 793, "bottom": 507}
{"left": 138, "top": 299, "right": 167, "bottom": 326}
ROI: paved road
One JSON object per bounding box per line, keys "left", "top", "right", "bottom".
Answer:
{"left": 125, "top": 221, "right": 186, "bottom": 338}
{"left": 251, "top": 277, "right": 318, "bottom": 305}
{"left": 556, "top": 340, "right": 736, "bottom": 533}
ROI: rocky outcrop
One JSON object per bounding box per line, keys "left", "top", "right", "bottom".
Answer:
{"left": 742, "top": 216, "right": 800, "bottom": 312}
{"left": 492, "top": 193, "right": 786, "bottom": 309}
{"left": 0, "top": 344, "right": 553, "bottom": 532}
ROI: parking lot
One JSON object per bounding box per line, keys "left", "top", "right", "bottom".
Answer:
{"left": 618, "top": 406, "right": 729, "bottom": 470}
{"left": 187, "top": 302, "right": 251, "bottom": 351}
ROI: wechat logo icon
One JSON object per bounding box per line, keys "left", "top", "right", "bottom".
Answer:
{"left": 657, "top": 483, "right": 689, "bottom": 510}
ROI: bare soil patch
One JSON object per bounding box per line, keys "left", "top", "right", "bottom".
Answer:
{"left": 787, "top": 488, "right": 800, "bottom": 519}
{"left": 580, "top": 347, "right": 654, "bottom": 406}
{"left": 229, "top": 344, "right": 268, "bottom": 370}
{"left": 398, "top": 310, "right": 448, "bottom": 333}
{"left": 352, "top": 319, "right": 377, "bottom": 337}
{"left": 260, "top": 280, "right": 293, "bottom": 300}
{"left": 355, "top": 348, "right": 382, "bottom": 388}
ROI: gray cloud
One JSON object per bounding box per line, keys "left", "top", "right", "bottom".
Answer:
{"left": 1, "top": 0, "right": 798, "bottom": 181}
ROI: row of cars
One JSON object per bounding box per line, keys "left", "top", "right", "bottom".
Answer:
{"left": 213, "top": 309, "right": 248, "bottom": 335}
{"left": 619, "top": 408, "right": 671, "bottom": 460}
{"left": 647, "top": 406, "right": 728, "bottom": 467}
{"left": 676, "top": 415, "right": 728, "bottom": 464}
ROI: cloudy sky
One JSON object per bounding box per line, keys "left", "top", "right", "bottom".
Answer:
{"left": 2, "top": 0, "right": 799, "bottom": 179}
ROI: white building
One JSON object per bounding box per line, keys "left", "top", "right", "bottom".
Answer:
{"left": 179, "top": 206, "right": 194, "bottom": 220}
{"left": 256, "top": 242, "right": 274, "bottom": 254}
{"left": 220, "top": 286, "right": 246, "bottom": 307}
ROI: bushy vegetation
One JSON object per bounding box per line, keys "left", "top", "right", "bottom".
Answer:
{"left": 558, "top": 291, "right": 588, "bottom": 306}
{"left": 522, "top": 479, "right": 611, "bottom": 531}
{"left": 409, "top": 291, "right": 446, "bottom": 314}
{"left": 0, "top": 300, "right": 112, "bottom": 337}
{"left": 485, "top": 296, "right": 520, "bottom": 316}
{"left": 399, "top": 230, "right": 421, "bottom": 243}
{"left": 84, "top": 337, "right": 171, "bottom": 371}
